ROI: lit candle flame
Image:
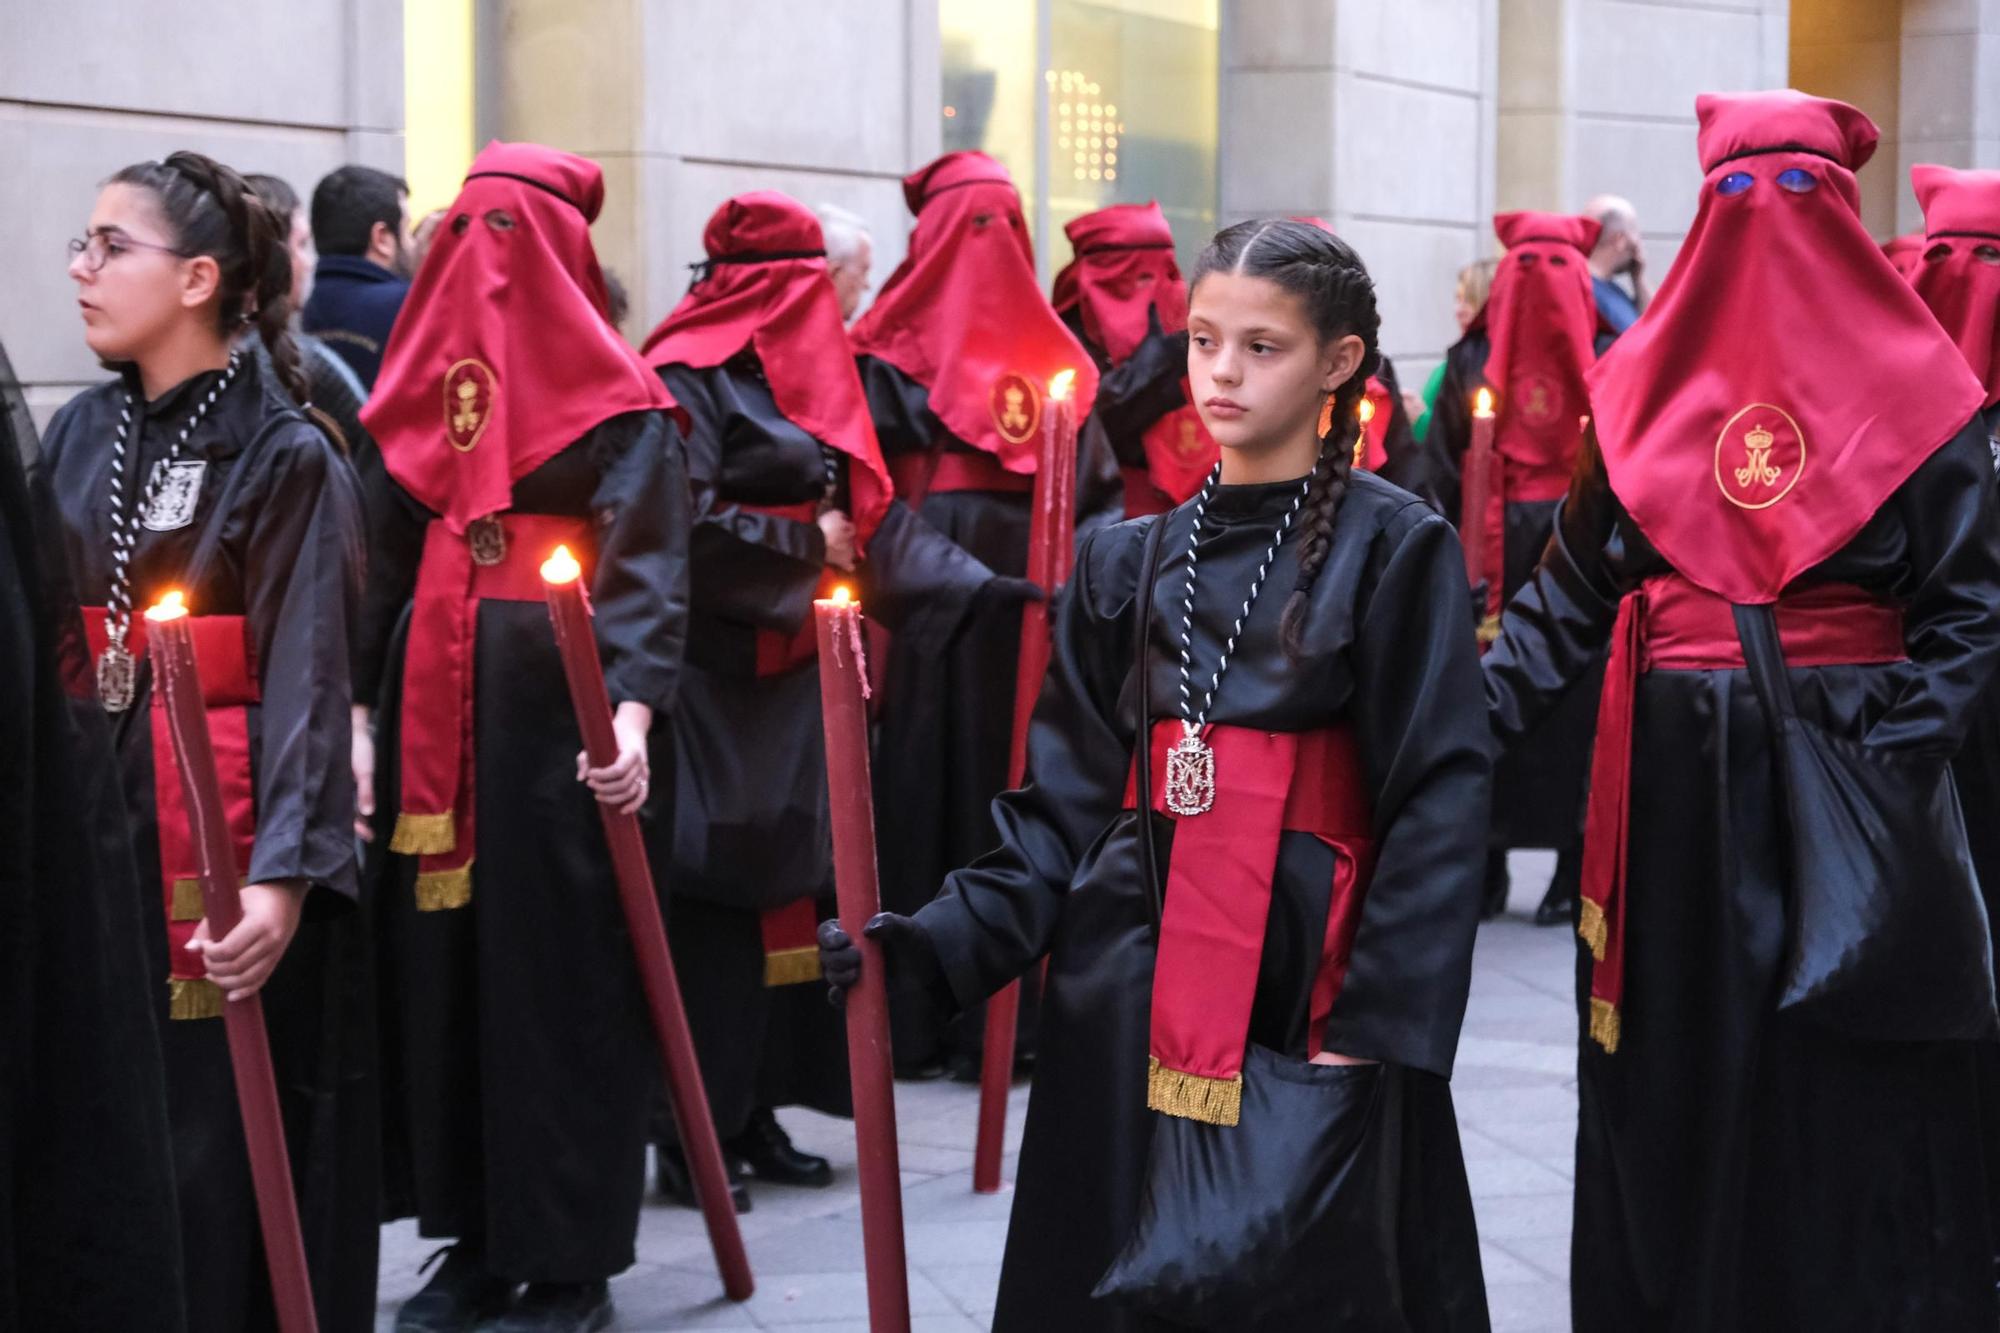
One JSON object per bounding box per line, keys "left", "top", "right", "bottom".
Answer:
{"left": 540, "top": 544, "right": 583, "bottom": 585}
{"left": 831, "top": 585, "right": 854, "bottom": 607}
{"left": 1358, "top": 398, "right": 1376, "bottom": 424}
{"left": 144, "top": 589, "right": 189, "bottom": 622}
{"left": 1473, "top": 387, "right": 1495, "bottom": 419}
{"left": 1048, "top": 368, "right": 1077, "bottom": 401}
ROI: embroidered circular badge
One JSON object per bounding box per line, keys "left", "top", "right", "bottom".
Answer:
{"left": 443, "top": 359, "right": 498, "bottom": 453}
{"left": 1512, "top": 373, "right": 1564, "bottom": 429}
{"left": 989, "top": 372, "right": 1042, "bottom": 446}
{"left": 1714, "top": 403, "right": 1806, "bottom": 510}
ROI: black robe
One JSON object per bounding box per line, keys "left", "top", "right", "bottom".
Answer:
{"left": 914, "top": 474, "right": 1493, "bottom": 1330}
{"left": 36, "top": 359, "right": 373, "bottom": 1333}
{"left": 1484, "top": 421, "right": 2000, "bottom": 1332}
{"left": 3, "top": 399, "right": 184, "bottom": 1332}
{"left": 654, "top": 356, "right": 991, "bottom": 1136}
{"left": 360, "top": 410, "right": 690, "bottom": 1282}
{"left": 858, "top": 354, "right": 1121, "bottom": 1067}
{"left": 1429, "top": 331, "right": 1597, "bottom": 855}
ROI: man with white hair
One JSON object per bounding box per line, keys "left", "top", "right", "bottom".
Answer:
{"left": 817, "top": 203, "right": 874, "bottom": 321}
{"left": 1585, "top": 192, "right": 1650, "bottom": 336}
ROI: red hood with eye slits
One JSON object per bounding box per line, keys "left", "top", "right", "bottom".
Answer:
{"left": 1584, "top": 92, "right": 1983, "bottom": 604}
{"left": 1482, "top": 211, "right": 1602, "bottom": 483}
{"left": 363, "top": 141, "right": 673, "bottom": 533}
{"left": 848, "top": 151, "right": 1096, "bottom": 471}
{"left": 1909, "top": 165, "right": 2000, "bottom": 409}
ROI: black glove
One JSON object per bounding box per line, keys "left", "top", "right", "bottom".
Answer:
{"left": 817, "top": 912, "right": 933, "bottom": 1009}
{"left": 1469, "top": 579, "right": 1490, "bottom": 628}
{"left": 973, "top": 575, "right": 1047, "bottom": 614}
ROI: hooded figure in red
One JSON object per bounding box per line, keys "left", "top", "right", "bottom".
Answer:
{"left": 1485, "top": 91, "right": 2000, "bottom": 1333}
{"left": 1431, "top": 210, "right": 1606, "bottom": 925}
{"left": 633, "top": 190, "right": 1002, "bottom": 1201}
{"left": 1052, "top": 201, "right": 1215, "bottom": 516}
{"left": 853, "top": 152, "right": 1121, "bottom": 1075}
{"left": 1908, "top": 165, "right": 2000, "bottom": 412}
{"left": 355, "top": 142, "right": 695, "bottom": 1326}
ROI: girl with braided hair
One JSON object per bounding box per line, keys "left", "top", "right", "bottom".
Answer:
{"left": 820, "top": 218, "right": 1492, "bottom": 1329}
{"left": 36, "top": 150, "right": 374, "bottom": 1331}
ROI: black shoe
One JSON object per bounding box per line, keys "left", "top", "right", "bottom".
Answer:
{"left": 655, "top": 1141, "right": 751, "bottom": 1213}
{"left": 726, "top": 1106, "right": 834, "bottom": 1188}
{"left": 947, "top": 1050, "right": 981, "bottom": 1084}
{"left": 395, "top": 1243, "right": 514, "bottom": 1332}
{"left": 479, "top": 1281, "right": 612, "bottom": 1333}
{"left": 1534, "top": 885, "right": 1577, "bottom": 927}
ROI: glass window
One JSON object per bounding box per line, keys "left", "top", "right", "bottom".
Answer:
{"left": 941, "top": 0, "right": 1219, "bottom": 280}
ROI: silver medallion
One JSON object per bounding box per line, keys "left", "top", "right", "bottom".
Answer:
{"left": 467, "top": 514, "right": 507, "bottom": 567}
{"left": 98, "top": 640, "right": 137, "bottom": 713}
{"left": 1164, "top": 724, "right": 1216, "bottom": 816}
{"left": 141, "top": 459, "right": 207, "bottom": 531}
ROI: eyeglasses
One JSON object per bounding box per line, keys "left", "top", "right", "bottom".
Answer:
{"left": 68, "top": 232, "right": 188, "bottom": 274}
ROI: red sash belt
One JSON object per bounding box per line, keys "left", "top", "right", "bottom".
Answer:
{"left": 83, "top": 607, "right": 258, "bottom": 1021}
{"left": 1578, "top": 575, "right": 1907, "bottom": 1053}
{"left": 1123, "top": 722, "right": 1375, "bottom": 1125}
{"left": 888, "top": 449, "right": 1034, "bottom": 509}
{"left": 390, "top": 512, "right": 592, "bottom": 911}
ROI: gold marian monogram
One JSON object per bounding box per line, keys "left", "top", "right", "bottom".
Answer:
{"left": 989, "top": 372, "right": 1041, "bottom": 445}
{"left": 1714, "top": 403, "right": 1805, "bottom": 511}
{"left": 443, "top": 358, "right": 498, "bottom": 453}
{"left": 1733, "top": 422, "right": 1781, "bottom": 490}
{"left": 1000, "top": 386, "right": 1029, "bottom": 434}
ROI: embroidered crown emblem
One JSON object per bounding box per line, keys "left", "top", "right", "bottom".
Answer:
{"left": 1714, "top": 404, "right": 1805, "bottom": 510}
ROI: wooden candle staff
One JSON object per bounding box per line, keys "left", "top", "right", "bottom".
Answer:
{"left": 817, "top": 585, "right": 912, "bottom": 1332}
{"left": 145, "top": 591, "right": 319, "bottom": 1333}
{"left": 974, "top": 368, "right": 1079, "bottom": 1193}
{"left": 539, "top": 546, "right": 754, "bottom": 1302}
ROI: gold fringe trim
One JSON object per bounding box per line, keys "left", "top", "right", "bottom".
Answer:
{"left": 1577, "top": 897, "right": 1607, "bottom": 962}
{"left": 763, "top": 947, "right": 823, "bottom": 988}
{"left": 170, "top": 878, "right": 205, "bottom": 922}
{"left": 1477, "top": 612, "right": 1502, "bottom": 647}
{"left": 1589, "top": 997, "right": 1621, "bottom": 1054}
{"left": 1146, "top": 1056, "right": 1243, "bottom": 1127}
{"left": 390, "top": 811, "right": 457, "bottom": 856}
{"left": 169, "top": 977, "right": 224, "bottom": 1021}
{"left": 414, "top": 863, "right": 473, "bottom": 912}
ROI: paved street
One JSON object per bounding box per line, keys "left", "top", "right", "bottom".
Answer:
{"left": 377, "top": 853, "right": 1578, "bottom": 1331}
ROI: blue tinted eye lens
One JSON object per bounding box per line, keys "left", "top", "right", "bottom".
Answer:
{"left": 1776, "top": 168, "right": 1817, "bottom": 194}
{"left": 1717, "top": 172, "right": 1755, "bottom": 197}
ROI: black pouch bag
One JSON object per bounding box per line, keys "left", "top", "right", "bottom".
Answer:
{"left": 1090, "top": 515, "right": 1408, "bottom": 1330}
{"left": 1733, "top": 602, "right": 1998, "bottom": 1041}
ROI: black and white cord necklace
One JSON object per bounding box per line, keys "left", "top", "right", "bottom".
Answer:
{"left": 1164, "top": 460, "right": 1313, "bottom": 816}
{"left": 97, "top": 352, "right": 242, "bottom": 712}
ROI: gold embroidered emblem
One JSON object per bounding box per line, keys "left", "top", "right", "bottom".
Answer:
{"left": 1513, "top": 373, "right": 1563, "bottom": 428}
{"left": 1714, "top": 403, "right": 1806, "bottom": 510}
{"left": 989, "top": 372, "right": 1041, "bottom": 445}
{"left": 1176, "top": 414, "right": 1204, "bottom": 456}
{"left": 443, "top": 358, "right": 498, "bottom": 453}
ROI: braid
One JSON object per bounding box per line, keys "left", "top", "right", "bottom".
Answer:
{"left": 1193, "top": 232, "right": 1382, "bottom": 662}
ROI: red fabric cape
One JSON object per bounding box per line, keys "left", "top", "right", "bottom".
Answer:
{"left": 1586, "top": 91, "right": 1984, "bottom": 604}
{"left": 1883, "top": 231, "right": 1926, "bottom": 279}
{"left": 1052, "top": 201, "right": 1187, "bottom": 365}
{"left": 848, "top": 151, "right": 1097, "bottom": 472}
{"left": 641, "top": 190, "right": 893, "bottom": 546}
{"left": 1910, "top": 165, "right": 2000, "bottom": 410}
{"left": 1484, "top": 212, "right": 1601, "bottom": 480}
{"left": 362, "top": 142, "right": 673, "bottom": 533}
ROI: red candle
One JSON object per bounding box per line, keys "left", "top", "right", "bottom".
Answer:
{"left": 539, "top": 547, "right": 754, "bottom": 1303}
{"left": 815, "top": 585, "right": 912, "bottom": 1333}
{"left": 975, "top": 368, "right": 1079, "bottom": 1193}
{"left": 145, "top": 592, "right": 319, "bottom": 1333}
{"left": 1464, "top": 387, "right": 1502, "bottom": 646}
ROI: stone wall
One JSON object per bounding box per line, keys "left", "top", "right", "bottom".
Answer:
{"left": 1, "top": 0, "right": 404, "bottom": 435}
{"left": 493, "top": 0, "right": 940, "bottom": 342}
